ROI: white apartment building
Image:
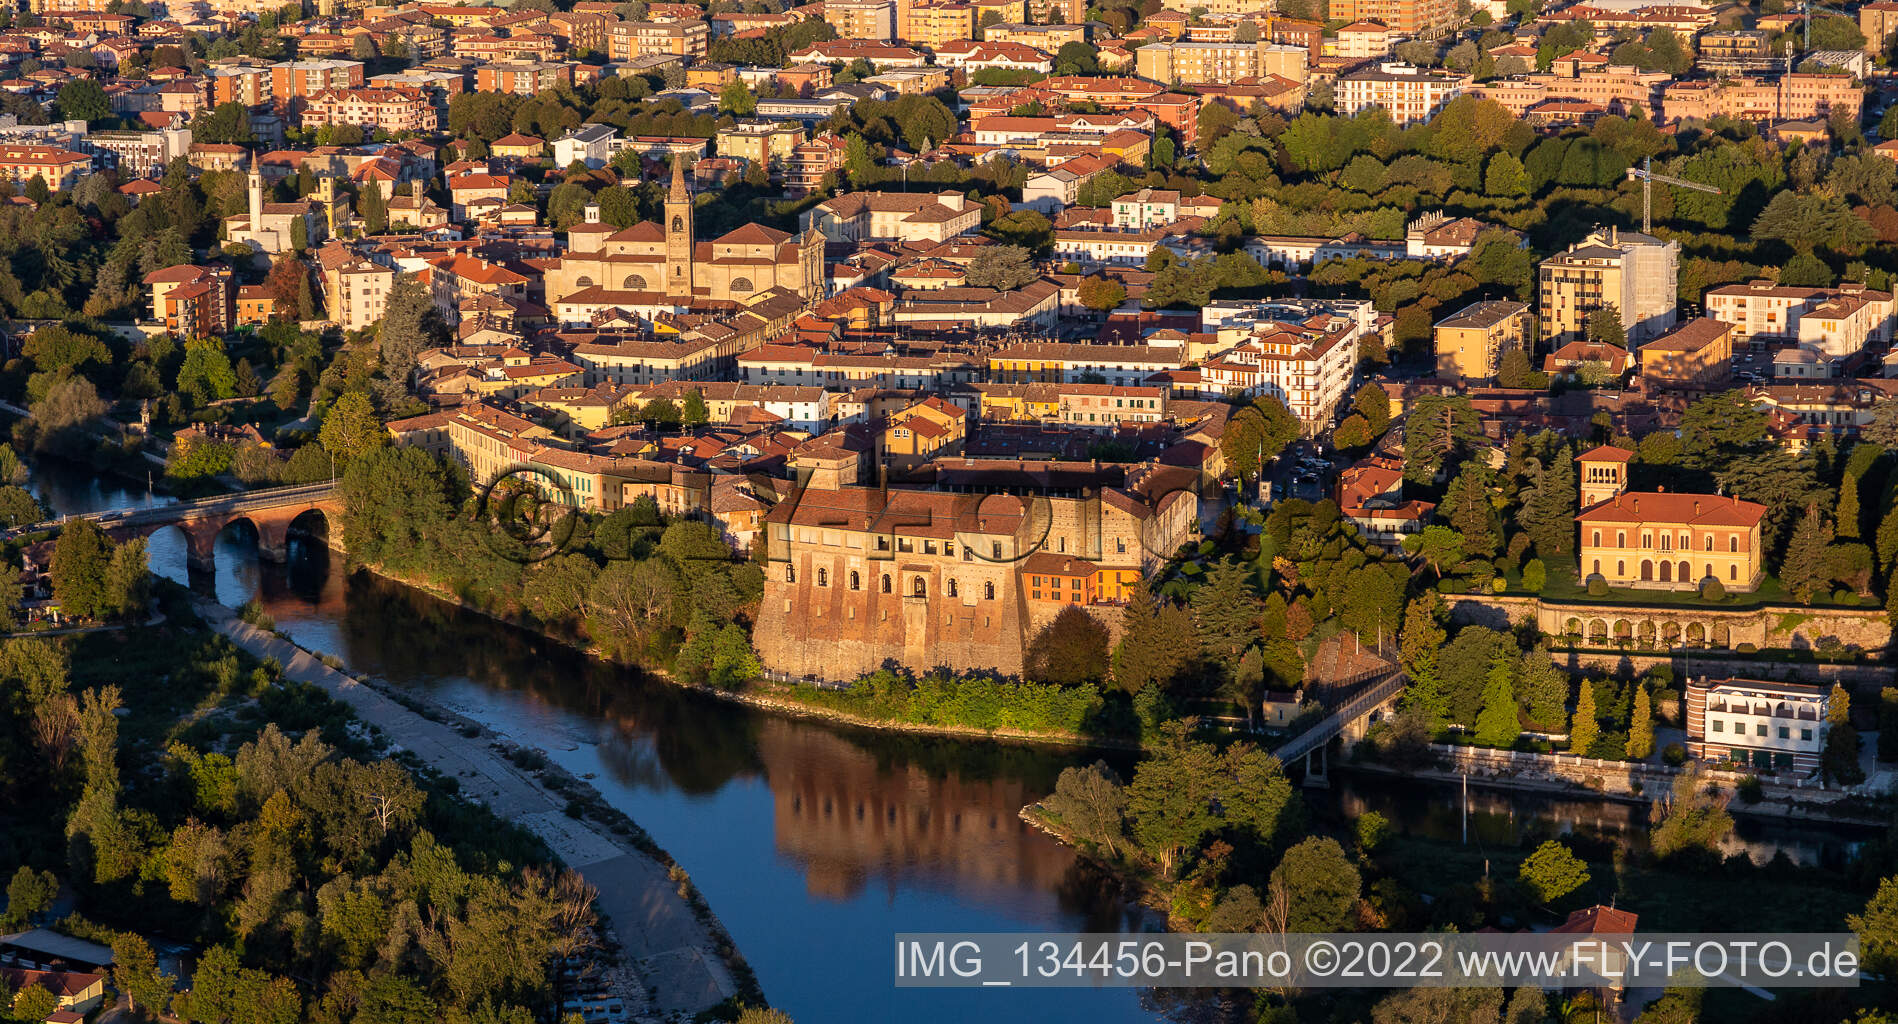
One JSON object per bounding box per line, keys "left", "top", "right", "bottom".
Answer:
{"left": 1704, "top": 280, "right": 1894, "bottom": 355}
{"left": 1335, "top": 62, "right": 1472, "bottom": 125}
{"left": 1198, "top": 298, "right": 1378, "bottom": 433}
{"left": 1685, "top": 676, "right": 1829, "bottom": 774}
{"left": 1111, "top": 189, "right": 1181, "bottom": 231}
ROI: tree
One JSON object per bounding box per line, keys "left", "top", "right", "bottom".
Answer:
{"left": 1127, "top": 723, "right": 1221, "bottom": 877}
{"left": 56, "top": 78, "right": 110, "bottom": 123}
{"left": 51, "top": 518, "right": 113, "bottom": 619}
{"left": 1781, "top": 503, "right": 1833, "bottom": 604}
{"left": 1112, "top": 586, "right": 1194, "bottom": 695}
{"left": 1027, "top": 606, "right": 1110, "bottom": 687}
{"left": 1484, "top": 151, "right": 1528, "bottom": 197}
{"left": 1473, "top": 661, "right": 1520, "bottom": 747}
{"left": 319, "top": 392, "right": 387, "bottom": 467}
{"left": 11, "top": 984, "right": 57, "bottom": 1023}
{"left": 104, "top": 538, "right": 150, "bottom": 620}
{"left": 1191, "top": 559, "right": 1260, "bottom": 671}
{"left": 1569, "top": 682, "right": 1599, "bottom": 754}
{"left": 358, "top": 181, "right": 388, "bottom": 234}
{"left": 1626, "top": 685, "right": 1654, "bottom": 760}
{"left": 3, "top": 866, "right": 57, "bottom": 928}
{"left": 719, "top": 78, "right": 756, "bottom": 116}
{"left": 1076, "top": 275, "right": 1127, "bottom": 313}
{"left": 1850, "top": 875, "right": 1898, "bottom": 975}
{"left": 1585, "top": 306, "right": 1625, "bottom": 347}
{"left": 378, "top": 273, "right": 445, "bottom": 377}
{"left": 1823, "top": 683, "right": 1864, "bottom": 785}
{"left": 681, "top": 389, "right": 709, "bottom": 427}
{"left": 1354, "top": 383, "right": 1391, "bottom": 434}
{"left": 1399, "top": 595, "right": 1449, "bottom": 724}
{"left": 1517, "top": 440, "right": 1576, "bottom": 558}
{"left": 1402, "top": 526, "right": 1465, "bottom": 579}
{"left": 1042, "top": 761, "right": 1126, "bottom": 857}
{"left": 112, "top": 932, "right": 177, "bottom": 1016}
{"left": 1648, "top": 765, "right": 1733, "bottom": 860}
{"left": 1519, "top": 840, "right": 1589, "bottom": 904}
{"left": 1404, "top": 395, "right": 1483, "bottom": 484}
{"left": 963, "top": 245, "right": 1039, "bottom": 290}
{"left": 178, "top": 337, "right": 238, "bottom": 399}
{"left": 1266, "top": 837, "right": 1360, "bottom": 933}
{"left": 1221, "top": 394, "right": 1298, "bottom": 483}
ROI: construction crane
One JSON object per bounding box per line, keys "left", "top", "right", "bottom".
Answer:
{"left": 1625, "top": 156, "right": 1722, "bottom": 235}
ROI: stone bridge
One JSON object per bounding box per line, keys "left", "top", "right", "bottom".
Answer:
{"left": 13, "top": 482, "right": 344, "bottom": 571}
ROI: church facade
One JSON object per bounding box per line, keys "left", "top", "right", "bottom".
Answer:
{"left": 545, "top": 159, "right": 826, "bottom": 323}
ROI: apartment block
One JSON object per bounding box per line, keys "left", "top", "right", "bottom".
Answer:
{"left": 607, "top": 20, "right": 710, "bottom": 61}
{"left": 1327, "top": 0, "right": 1459, "bottom": 37}
{"left": 270, "top": 59, "right": 366, "bottom": 103}
{"left": 299, "top": 87, "right": 440, "bottom": 135}
{"left": 1432, "top": 300, "right": 1531, "bottom": 384}
{"left": 1133, "top": 40, "right": 1308, "bottom": 88}
{"left": 1861, "top": 1, "right": 1898, "bottom": 55}
{"left": 476, "top": 60, "right": 574, "bottom": 95}
{"left": 1335, "top": 62, "right": 1470, "bottom": 124}
{"left": 1537, "top": 226, "right": 1679, "bottom": 345}
{"left": 207, "top": 64, "right": 273, "bottom": 107}
{"left": 903, "top": 2, "right": 974, "bottom": 49}
{"left": 824, "top": 0, "right": 897, "bottom": 42}
{"left": 1703, "top": 281, "right": 1895, "bottom": 353}
{"left": 144, "top": 264, "right": 235, "bottom": 337}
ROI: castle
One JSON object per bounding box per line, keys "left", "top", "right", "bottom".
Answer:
{"left": 753, "top": 470, "right": 1198, "bottom": 681}
{"left": 543, "top": 158, "right": 826, "bottom": 322}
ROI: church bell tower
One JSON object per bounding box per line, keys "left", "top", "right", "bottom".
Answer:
{"left": 664, "top": 157, "right": 694, "bottom": 302}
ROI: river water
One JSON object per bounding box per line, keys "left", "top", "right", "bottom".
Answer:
{"left": 28, "top": 462, "right": 1875, "bottom": 1024}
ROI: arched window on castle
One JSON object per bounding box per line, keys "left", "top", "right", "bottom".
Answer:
{"left": 947, "top": 579, "right": 958, "bottom": 598}
{"left": 984, "top": 581, "right": 995, "bottom": 600}
{"left": 849, "top": 570, "right": 860, "bottom": 591}
{"left": 912, "top": 577, "right": 926, "bottom": 597}
{"left": 816, "top": 568, "right": 827, "bottom": 587}
{"left": 785, "top": 565, "right": 795, "bottom": 583}
{"left": 881, "top": 574, "right": 892, "bottom": 593}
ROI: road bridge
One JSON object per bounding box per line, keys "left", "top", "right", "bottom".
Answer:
{"left": 1271, "top": 670, "right": 1406, "bottom": 786}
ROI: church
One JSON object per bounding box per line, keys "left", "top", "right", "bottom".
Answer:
{"left": 544, "top": 158, "right": 826, "bottom": 324}
{"left": 225, "top": 156, "right": 333, "bottom": 255}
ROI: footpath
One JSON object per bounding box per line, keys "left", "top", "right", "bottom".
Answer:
{"left": 194, "top": 598, "right": 741, "bottom": 1022}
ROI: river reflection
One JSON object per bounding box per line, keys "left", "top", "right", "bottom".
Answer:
{"left": 24, "top": 458, "right": 1879, "bottom": 1023}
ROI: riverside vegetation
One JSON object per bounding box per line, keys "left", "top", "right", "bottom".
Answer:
{"left": 0, "top": 580, "right": 619, "bottom": 1024}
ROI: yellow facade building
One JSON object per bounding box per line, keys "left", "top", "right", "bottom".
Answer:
{"left": 1575, "top": 445, "right": 1766, "bottom": 593}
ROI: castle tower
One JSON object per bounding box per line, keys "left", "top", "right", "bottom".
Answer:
{"left": 664, "top": 157, "right": 694, "bottom": 302}
{"left": 1576, "top": 444, "right": 1632, "bottom": 509}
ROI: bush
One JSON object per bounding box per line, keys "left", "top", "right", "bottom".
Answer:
{"left": 1737, "top": 775, "right": 1763, "bottom": 803}
{"left": 237, "top": 598, "right": 275, "bottom": 631}
{"left": 1490, "top": 577, "right": 1507, "bottom": 593}
{"left": 1700, "top": 577, "right": 1726, "bottom": 601}
{"left": 1735, "top": 642, "right": 1757, "bottom": 654}
{"left": 1585, "top": 575, "right": 1609, "bottom": 597}
{"left": 1662, "top": 742, "right": 1687, "bottom": 767}
{"left": 1522, "top": 558, "right": 1546, "bottom": 593}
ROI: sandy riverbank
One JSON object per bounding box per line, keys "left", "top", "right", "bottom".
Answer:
{"left": 193, "top": 596, "right": 759, "bottom": 1022}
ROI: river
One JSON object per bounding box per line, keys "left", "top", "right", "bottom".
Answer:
{"left": 26, "top": 461, "right": 1875, "bottom": 1024}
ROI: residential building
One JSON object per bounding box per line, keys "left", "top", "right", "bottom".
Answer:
{"left": 1326, "top": 0, "right": 1458, "bottom": 37}
{"left": 1574, "top": 445, "right": 1766, "bottom": 593}
{"left": 785, "top": 133, "right": 849, "bottom": 196}
{"left": 270, "top": 59, "right": 365, "bottom": 103}
{"left": 145, "top": 264, "right": 235, "bottom": 337}
{"left": 0, "top": 145, "right": 93, "bottom": 190}
{"left": 1110, "top": 188, "right": 1184, "bottom": 231}
{"left": 82, "top": 121, "right": 193, "bottom": 179}
{"left": 1433, "top": 300, "right": 1530, "bottom": 384}
{"left": 882, "top": 395, "right": 966, "bottom": 470}
{"left": 207, "top": 64, "right": 273, "bottom": 106}
{"left": 1336, "top": 456, "right": 1435, "bottom": 550}
{"left": 716, "top": 119, "right": 805, "bottom": 173}
{"left": 553, "top": 123, "right": 619, "bottom": 169}
{"left": 1198, "top": 298, "right": 1377, "bottom": 433}
{"left": 1334, "top": 62, "right": 1470, "bottom": 124}
{"left": 824, "top": 0, "right": 897, "bottom": 41}
{"left": 803, "top": 191, "right": 982, "bottom": 244}
{"left": 1862, "top": 2, "right": 1898, "bottom": 55}
{"left": 607, "top": 19, "right": 710, "bottom": 61}
{"left": 300, "top": 87, "right": 440, "bottom": 135}
{"left": 1537, "top": 225, "right": 1679, "bottom": 345}
{"left": 1703, "top": 281, "right": 1894, "bottom": 354}
{"left": 902, "top": 2, "right": 975, "bottom": 49}
{"left": 1685, "top": 677, "right": 1828, "bottom": 773}
{"left": 1133, "top": 40, "right": 1308, "bottom": 88}
{"left": 1637, "top": 317, "right": 1732, "bottom": 389}
{"left": 476, "top": 60, "right": 573, "bottom": 95}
